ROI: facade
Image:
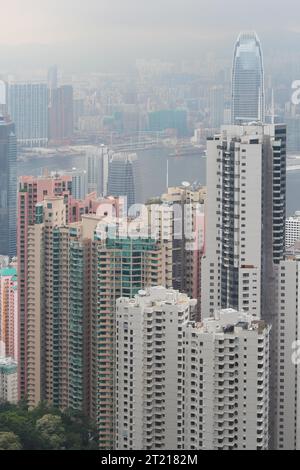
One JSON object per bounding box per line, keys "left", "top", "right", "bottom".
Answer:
{"left": 0, "top": 117, "right": 17, "bottom": 257}
{"left": 147, "top": 185, "right": 206, "bottom": 320}
{"left": 209, "top": 86, "right": 225, "bottom": 129}
{"left": 232, "top": 31, "right": 265, "bottom": 124}
{"left": 85, "top": 145, "right": 111, "bottom": 196}
{"left": 107, "top": 152, "right": 140, "bottom": 209}
{"left": 115, "top": 287, "right": 270, "bottom": 450}
{"left": 20, "top": 198, "right": 172, "bottom": 447}
{"left": 0, "top": 356, "right": 17, "bottom": 404}
{"left": 202, "top": 123, "right": 286, "bottom": 319}
{"left": 274, "top": 250, "right": 300, "bottom": 449}
{"left": 286, "top": 212, "right": 300, "bottom": 248}
{"left": 0, "top": 267, "right": 18, "bottom": 360}
{"left": 8, "top": 83, "right": 48, "bottom": 147}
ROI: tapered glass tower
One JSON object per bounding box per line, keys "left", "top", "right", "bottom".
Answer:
{"left": 232, "top": 31, "right": 265, "bottom": 124}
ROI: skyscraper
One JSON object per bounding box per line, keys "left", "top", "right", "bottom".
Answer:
{"left": 107, "top": 153, "right": 140, "bottom": 209}
{"left": 274, "top": 248, "right": 300, "bottom": 449}
{"left": 115, "top": 287, "right": 270, "bottom": 450}
{"left": 0, "top": 117, "right": 17, "bottom": 257}
{"left": 85, "top": 146, "right": 111, "bottom": 196}
{"left": 147, "top": 184, "right": 206, "bottom": 320}
{"left": 202, "top": 123, "right": 286, "bottom": 319}
{"left": 8, "top": 83, "right": 48, "bottom": 147}
{"left": 232, "top": 32, "right": 265, "bottom": 124}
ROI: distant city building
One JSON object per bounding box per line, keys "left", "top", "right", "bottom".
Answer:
{"left": 115, "top": 287, "right": 270, "bottom": 450}
{"left": 47, "top": 65, "right": 58, "bottom": 91}
{"left": 0, "top": 266, "right": 18, "bottom": 361}
{"left": 232, "top": 32, "right": 265, "bottom": 124}
{"left": 8, "top": 83, "right": 48, "bottom": 147}
{"left": 107, "top": 152, "right": 140, "bottom": 209}
{"left": 0, "top": 356, "right": 18, "bottom": 404}
{"left": 209, "top": 86, "right": 225, "bottom": 129}
{"left": 58, "top": 169, "right": 87, "bottom": 201}
{"left": 286, "top": 212, "right": 300, "bottom": 248}
{"left": 148, "top": 109, "right": 188, "bottom": 137}
{"left": 0, "top": 117, "right": 17, "bottom": 257}
{"left": 286, "top": 116, "right": 300, "bottom": 154}
{"left": 48, "top": 85, "right": 74, "bottom": 145}
{"left": 85, "top": 146, "right": 111, "bottom": 196}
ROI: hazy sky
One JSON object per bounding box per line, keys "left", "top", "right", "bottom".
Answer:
{"left": 1, "top": 0, "right": 300, "bottom": 72}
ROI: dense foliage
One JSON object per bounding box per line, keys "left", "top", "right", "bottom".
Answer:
{"left": 0, "top": 402, "right": 98, "bottom": 450}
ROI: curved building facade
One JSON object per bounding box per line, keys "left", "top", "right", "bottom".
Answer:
{"left": 232, "top": 31, "right": 265, "bottom": 124}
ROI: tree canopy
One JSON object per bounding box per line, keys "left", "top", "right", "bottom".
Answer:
{"left": 0, "top": 402, "right": 98, "bottom": 450}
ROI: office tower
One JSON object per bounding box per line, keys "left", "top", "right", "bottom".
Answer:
{"left": 286, "top": 212, "right": 300, "bottom": 248}
{"left": 147, "top": 184, "right": 206, "bottom": 320}
{"left": 48, "top": 85, "right": 74, "bottom": 145}
{"left": 107, "top": 153, "right": 140, "bottom": 209}
{"left": 0, "top": 266, "right": 18, "bottom": 360}
{"left": 8, "top": 83, "right": 48, "bottom": 147}
{"left": 209, "top": 86, "right": 225, "bottom": 129}
{"left": 86, "top": 145, "right": 111, "bottom": 196}
{"left": 274, "top": 251, "right": 300, "bottom": 449}
{"left": 232, "top": 32, "right": 265, "bottom": 124}
{"left": 0, "top": 357, "right": 18, "bottom": 404}
{"left": 0, "top": 117, "right": 17, "bottom": 257}
{"left": 202, "top": 123, "right": 286, "bottom": 319}
{"left": 115, "top": 287, "right": 270, "bottom": 450}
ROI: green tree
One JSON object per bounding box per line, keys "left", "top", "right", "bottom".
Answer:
{"left": 36, "top": 414, "right": 65, "bottom": 450}
{"left": 0, "top": 432, "right": 22, "bottom": 450}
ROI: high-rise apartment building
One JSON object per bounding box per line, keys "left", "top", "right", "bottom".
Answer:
{"left": 0, "top": 356, "right": 18, "bottom": 404}
{"left": 147, "top": 185, "right": 206, "bottom": 320}
{"left": 202, "top": 123, "right": 286, "bottom": 319}
{"left": 274, "top": 248, "right": 300, "bottom": 449}
{"left": 232, "top": 32, "right": 265, "bottom": 124}
{"left": 8, "top": 83, "right": 48, "bottom": 147}
{"left": 0, "top": 266, "right": 18, "bottom": 361}
{"left": 0, "top": 116, "right": 17, "bottom": 257}
{"left": 20, "top": 196, "right": 172, "bottom": 446}
{"left": 286, "top": 212, "right": 300, "bottom": 248}
{"left": 115, "top": 287, "right": 270, "bottom": 450}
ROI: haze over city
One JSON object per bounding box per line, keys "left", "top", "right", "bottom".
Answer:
{"left": 1, "top": 0, "right": 300, "bottom": 72}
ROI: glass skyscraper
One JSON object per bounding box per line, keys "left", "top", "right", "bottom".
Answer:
{"left": 232, "top": 31, "right": 265, "bottom": 124}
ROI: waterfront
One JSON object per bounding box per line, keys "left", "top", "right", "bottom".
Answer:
{"left": 17, "top": 147, "right": 299, "bottom": 215}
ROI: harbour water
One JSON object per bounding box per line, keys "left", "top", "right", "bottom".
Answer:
{"left": 17, "top": 147, "right": 299, "bottom": 216}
